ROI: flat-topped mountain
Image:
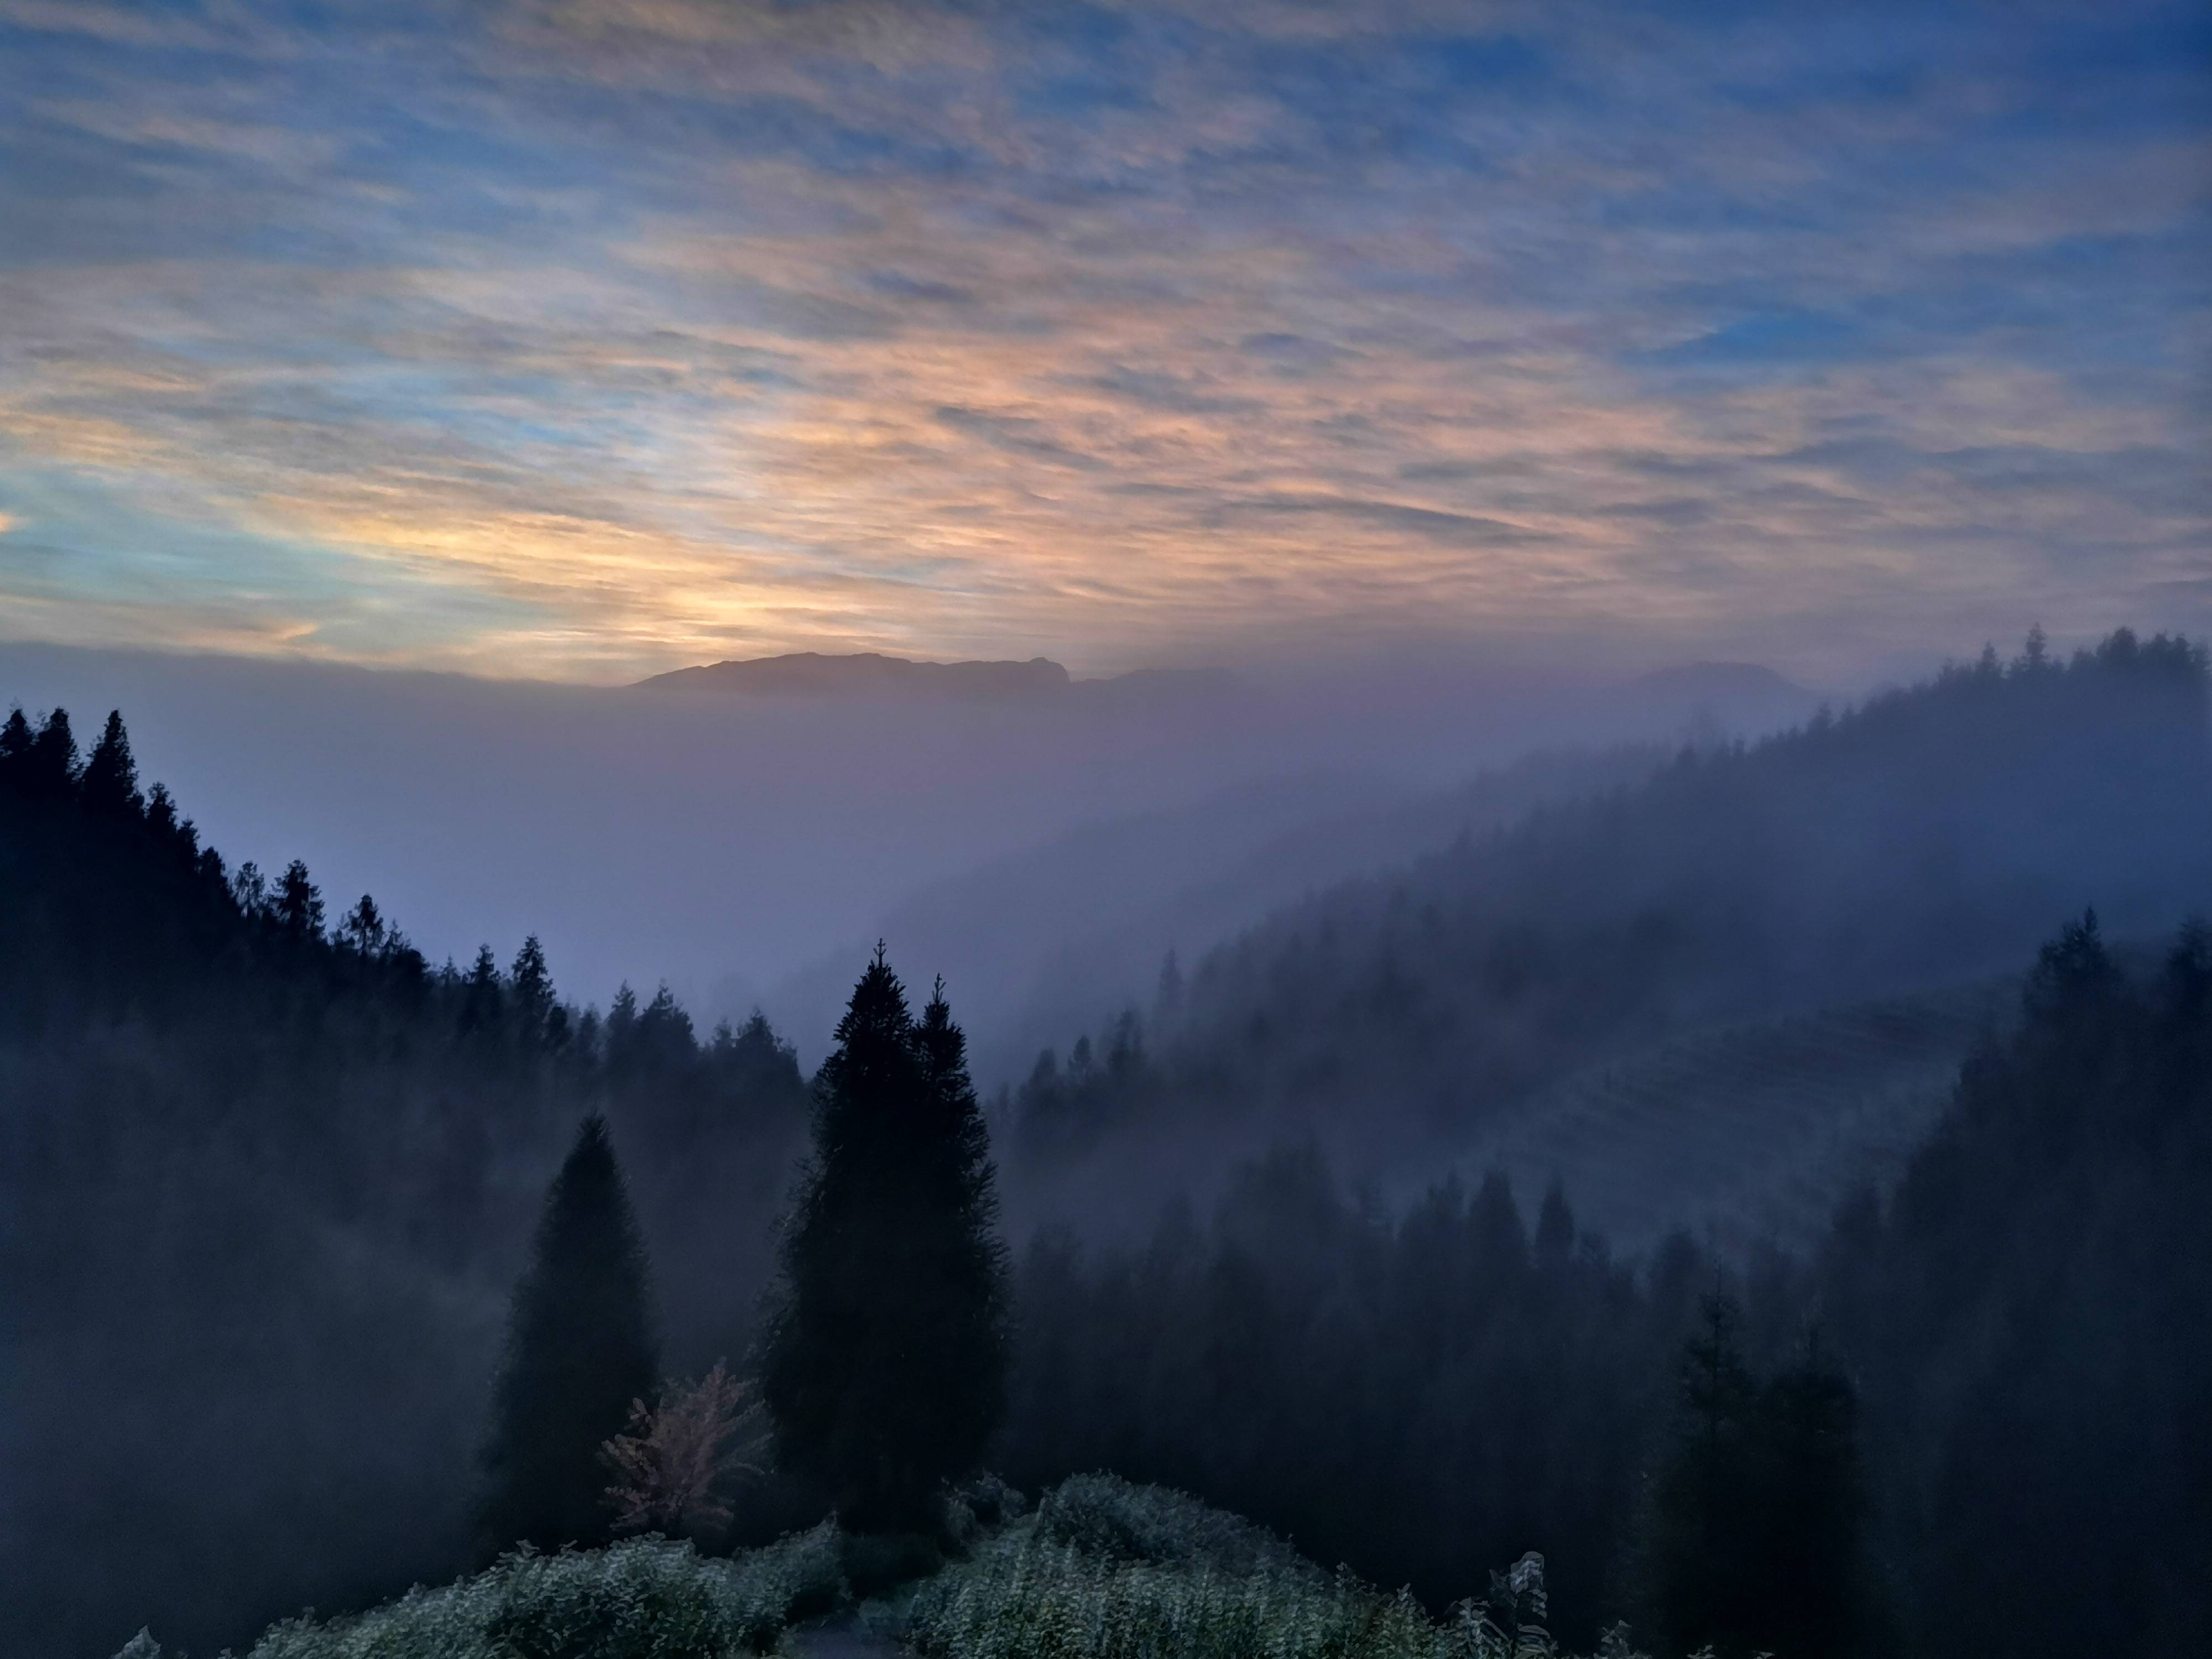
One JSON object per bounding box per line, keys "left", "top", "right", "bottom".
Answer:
{"left": 637, "top": 651, "right": 1071, "bottom": 698}
{"left": 635, "top": 651, "right": 1235, "bottom": 703}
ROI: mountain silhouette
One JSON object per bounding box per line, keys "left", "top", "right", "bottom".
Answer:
{"left": 635, "top": 651, "right": 1237, "bottom": 705}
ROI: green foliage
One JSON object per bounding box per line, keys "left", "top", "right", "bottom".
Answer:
{"left": 232, "top": 1525, "right": 844, "bottom": 1659}
{"left": 901, "top": 1477, "right": 1623, "bottom": 1659}
{"left": 1035, "top": 1474, "right": 1318, "bottom": 1582}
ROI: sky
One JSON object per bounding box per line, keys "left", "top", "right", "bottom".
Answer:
{"left": 0, "top": 0, "right": 2206, "bottom": 684}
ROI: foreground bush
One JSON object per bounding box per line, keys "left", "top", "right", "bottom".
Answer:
{"left": 158, "top": 1474, "right": 1639, "bottom": 1659}
{"left": 904, "top": 1475, "right": 1637, "bottom": 1659}
{"left": 1032, "top": 1473, "right": 1318, "bottom": 1582}
{"left": 227, "top": 1524, "right": 843, "bottom": 1659}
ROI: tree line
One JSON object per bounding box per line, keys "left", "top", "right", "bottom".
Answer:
{"left": 1001, "top": 630, "right": 2212, "bottom": 1218}
{"left": 6, "top": 634, "right": 2210, "bottom": 1657}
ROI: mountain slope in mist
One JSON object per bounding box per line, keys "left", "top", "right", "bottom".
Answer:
{"left": 0, "top": 718, "right": 816, "bottom": 1659}
{"left": 1461, "top": 978, "right": 2013, "bottom": 1254}
{"left": 1009, "top": 631, "right": 2212, "bottom": 1232}
{"left": 766, "top": 745, "right": 1670, "bottom": 1079}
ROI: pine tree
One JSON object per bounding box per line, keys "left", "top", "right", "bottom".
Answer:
{"left": 511, "top": 935, "right": 555, "bottom": 1043}
{"left": 339, "top": 894, "right": 388, "bottom": 956}
{"left": 1646, "top": 1298, "right": 1869, "bottom": 1658}
{"left": 761, "top": 951, "right": 1009, "bottom": 1531}
{"left": 1647, "top": 1291, "right": 1760, "bottom": 1656}
{"left": 907, "top": 977, "right": 1013, "bottom": 1484}
{"left": 24, "top": 708, "right": 78, "bottom": 798}
{"left": 460, "top": 943, "right": 504, "bottom": 1035}
{"left": 79, "top": 711, "right": 141, "bottom": 816}
{"left": 478, "top": 1114, "right": 660, "bottom": 1553}
{"left": 274, "top": 859, "right": 324, "bottom": 941}
{"left": 1747, "top": 1332, "right": 1865, "bottom": 1659}
{"left": 0, "top": 706, "right": 31, "bottom": 774}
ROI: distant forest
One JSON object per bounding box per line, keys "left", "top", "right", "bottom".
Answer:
{"left": 1009, "top": 629, "right": 2212, "bottom": 1214}
{"left": 2, "top": 629, "right": 2208, "bottom": 1658}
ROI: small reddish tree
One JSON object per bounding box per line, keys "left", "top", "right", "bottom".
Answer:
{"left": 601, "top": 1360, "right": 764, "bottom": 1536}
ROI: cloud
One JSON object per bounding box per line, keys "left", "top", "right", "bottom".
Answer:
{"left": 0, "top": 0, "right": 2202, "bottom": 681}
{"left": 1217, "top": 494, "right": 1550, "bottom": 549}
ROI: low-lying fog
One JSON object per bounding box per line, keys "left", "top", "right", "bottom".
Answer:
{"left": 0, "top": 639, "right": 1822, "bottom": 1071}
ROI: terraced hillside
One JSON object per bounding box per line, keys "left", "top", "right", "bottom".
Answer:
{"left": 1452, "top": 979, "right": 2015, "bottom": 1254}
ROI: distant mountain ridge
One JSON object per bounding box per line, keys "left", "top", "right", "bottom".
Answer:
{"left": 1627, "top": 660, "right": 1809, "bottom": 698}
{"left": 1005, "top": 629, "right": 2212, "bottom": 1238}
{"left": 636, "top": 651, "right": 1234, "bottom": 703}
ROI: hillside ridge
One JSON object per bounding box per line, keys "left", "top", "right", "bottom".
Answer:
{"left": 635, "top": 652, "right": 1237, "bottom": 702}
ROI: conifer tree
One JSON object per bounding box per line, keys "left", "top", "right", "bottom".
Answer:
{"left": 478, "top": 1114, "right": 660, "bottom": 1553}
{"left": 24, "top": 708, "right": 78, "bottom": 797}
{"left": 460, "top": 943, "right": 504, "bottom": 1035}
{"left": 0, "top": 706, "right": 31, "bottom": 773}
{"left": 762, "top": 951, "right": 1009, "bottom": 1530}
{"left": 1748, "top": 1333, "right": 1865, "bottom": 1659}
{"left": 79, "top": 711, "right": 140, "bottom": 816}
{"left": 1647, "top": 1298, "right": 1869, "bottom": 1658}
{"left": 274, "top": 859, "right": 324, "bottom": 941}
{"left": 1647, "top": 1291, "right": 1760, "bottom": 1656}
{"left": 511, "top": 935, "right": 555, "bottom": 1043}
{"left": 339, "top": 894, "right": 387, "bottom": 956}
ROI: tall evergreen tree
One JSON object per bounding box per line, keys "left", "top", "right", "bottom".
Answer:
{"left": 1646, "top": 1297, "right": 1869, "bottom": 1658}
{"left": 24, "top": 708, "right": 78, "bottom": 797}
{"left": 1646, "top": 1291, "right": 1761, "bottom": 1657}
{"left": 478, "top": 1114, "right": 660, "bottom": 1553}
{"left": 762, "top": 951, "right": 1009, "bottom": 1530}
{"left": 0, "top": 706, "right": 32, "bottom": 774}
{"left": 79, "top": 710, "right": 141, "bottom": 816}
{"left": 511, "top": 935, "right": 555, "bottom": 1043}
{"left": 1748, "top": 1333, "right": 1866, "bottom": 1659}
{"left": 274, "top": 859, "right": 324, "bottom": 941}
{"left": 460, "top": 943, "right": 504, "bottom": 1035}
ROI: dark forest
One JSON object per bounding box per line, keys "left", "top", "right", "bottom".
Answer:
{"left": 3, "top": 631, "right": 2208, "bottom": 1658}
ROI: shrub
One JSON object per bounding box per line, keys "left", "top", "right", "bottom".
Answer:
{"left": 233, "top": 1524, "right": 844, "bottom": 1659}
{"left": 902, "top": 1476, "right": 1630, "bottom": 1659}
{"left": 1034, "top": 1473, "right": 1316, "bottom": 1580}
{"left": 603, "top": 1361, "right": 767, "bottom": 1538}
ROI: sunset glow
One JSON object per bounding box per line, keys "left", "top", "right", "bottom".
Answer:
{"left": 2, "top": 1, "right": 2205, "bottom": 679}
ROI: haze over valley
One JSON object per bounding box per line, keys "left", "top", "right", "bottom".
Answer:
{"left": 2, "top": 4, "right": 2206, "bottom": 1658}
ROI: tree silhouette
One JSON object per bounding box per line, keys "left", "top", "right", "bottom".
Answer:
{"left": 80, "top": 711, "right": 141, "bottom": 816}
{"left": 511, "top": 935, "right": 555, "bottom": 1044}
{"left": 1645, "top": 1297, "right": 1869, "bottom": 1658}
{"left": 274, "top": 859, "right": 324, "bottom": 941}
{"left": 477, "top": 1113, "right": 660, "bottom": 1553}
{"left": 24, "top": 708, "right": 78, "bottom": 798}
{"left": 1749, "top": 1332, "right": 1866, "bottom": 1659}
{"left": 762, "top": 951, "right": 1009, "bottom": 1531}
{"left": 1646, "top": 1291, "right": 1760, "bottom": 1656}
{"left": 460, "top": 943, "right": 504, "bottom": 1036}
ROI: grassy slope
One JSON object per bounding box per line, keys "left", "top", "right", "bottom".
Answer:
{"left": 147, "top": 1477, "right": 1627, "bottom": 1659}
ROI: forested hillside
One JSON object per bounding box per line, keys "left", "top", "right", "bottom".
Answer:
{"left": 0, "top": 709, "right": 812, "bottom": 1657}
{"left": 1814, "top": 914, "right": 2212, "bottom": 1656}
{"left": 6, "top": 629, "right": 2209, "bottom": 1659}
{"left": 1010, "top": 631, "right": 2211, "bottom": 1222}
{"left": 1000, "top": 915, "right": 2212, "bottom": 1657}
